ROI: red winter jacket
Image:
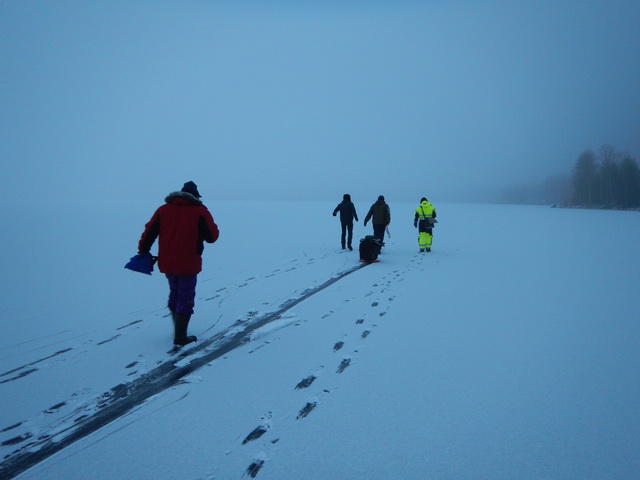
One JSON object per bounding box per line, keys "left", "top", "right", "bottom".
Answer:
{"left": 138, "top": 192, "right": 219, "bottom": 276}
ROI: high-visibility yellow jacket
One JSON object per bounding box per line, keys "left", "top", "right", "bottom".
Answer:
{"left": 414, "top": 200, "right": 436, "bottom": 231}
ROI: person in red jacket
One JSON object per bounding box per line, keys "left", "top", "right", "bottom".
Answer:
{"left": 138, "top": 181, "right": 219, "bottom": 346}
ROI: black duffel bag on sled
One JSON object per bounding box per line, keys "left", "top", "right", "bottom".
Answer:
{"left": 359, "top": 235, "right": 382, "bottom": 263}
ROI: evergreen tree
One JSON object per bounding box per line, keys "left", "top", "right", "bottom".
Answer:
{"left": 599, "top": 158, "right": 620, "bottom": 208}
{"left": 572, "top": 150, "right": 598, "bottom": 206}
{"left": 571, "top": 146, "right": 639, "bottom": 209}
{"left": 619, "top": 156, "right": 640, "bottom": 208}
{"left": 501, "top": 146, "right": 638, "bottom": 209}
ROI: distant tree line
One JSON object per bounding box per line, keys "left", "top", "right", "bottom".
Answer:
{"left": 572, "top": 146, "right": 640, "bottom": 209}
{"left": 500, "top": 146, "right": 640, "bottom": 210}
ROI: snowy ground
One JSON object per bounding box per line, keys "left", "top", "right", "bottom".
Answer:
{"left": 1, "top": 201, "right": 639, "bottom": 479}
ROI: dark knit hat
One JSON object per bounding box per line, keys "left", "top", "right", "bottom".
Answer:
{"left": 181, "top": 181, "right": 201, "bottom": 198}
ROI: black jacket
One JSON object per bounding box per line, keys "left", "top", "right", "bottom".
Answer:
{"left": 333, "top": 201, "right": 359, "bottom": 224}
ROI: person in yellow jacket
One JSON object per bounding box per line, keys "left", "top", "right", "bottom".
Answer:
{"left": 414, "top": 197, "right": 437, "bottom": 252}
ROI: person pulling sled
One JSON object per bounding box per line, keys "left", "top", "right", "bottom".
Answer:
{"left": 363, "top": 195, "right": 391, "bottom": 246}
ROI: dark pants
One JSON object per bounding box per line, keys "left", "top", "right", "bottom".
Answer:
{"left": 341, "top": 222, "right": 354, "bottom": 248}
{"left": 166, "top": 274, "right": 198, "bottom": 316}
{"left": 373, "top": 224, "right": 386, "bottom": 244}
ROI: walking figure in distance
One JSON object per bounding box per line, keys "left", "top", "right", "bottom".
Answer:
{"left": 137, "top": 181, "right": 219, "bottom": 346}
{"left": 414, "top": 197, "right": 436, "bottom": 252}
{"left": 333, "top": 194, "right": 359, "bottom": 250}
{"left": 364, "top": 195, "right": 391, "bottom": 245}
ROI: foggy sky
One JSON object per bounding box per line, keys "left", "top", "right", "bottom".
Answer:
{"left": 1, "top": 0, "right": 639, "bottom": 206}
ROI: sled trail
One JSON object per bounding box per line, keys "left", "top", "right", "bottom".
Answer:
{"left": 0, "top": 263, "right": 368, "bottom": 479}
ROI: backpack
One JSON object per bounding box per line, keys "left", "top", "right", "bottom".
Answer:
{"left": 359, "top": 236, "right": 382, "bottom": 263}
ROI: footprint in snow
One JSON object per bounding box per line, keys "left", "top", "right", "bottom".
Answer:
{"left": 246, "top": 459, "right": 265, "bottom": 478}
{"left": 337, "top": 358, "right": 351, "bottom": 373}
{"left": 96, "top": 334, "right": 121, "bottom": 346}
{"left": 242, "top": 412, "right": 273, "bottom": 445}
{"left": 297, "top": 401, "right": 317, "bottom": 419}
{"left": 45, "top": 401, "right": 66, "bottom": 414}
{"left": 295, "top": 375, "right": 317, "bottom": 390}
{"left": 1, "top": 432, "right": 33, "bottom": 447}
{"left": 0, "top": 422, "right": 22, "bottom": 434}
{"left": 242, "top": 426, "right": 269, "bottom": 445}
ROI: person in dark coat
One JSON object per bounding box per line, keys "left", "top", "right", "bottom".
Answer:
{"left": 364, "top": 195, "right": 391, "bottom": 244}
{"left": 333, "top": 194, "right": 359, "bottom": 250}
{"left": 138, "top": 181, "right": 219, "bottom": 346}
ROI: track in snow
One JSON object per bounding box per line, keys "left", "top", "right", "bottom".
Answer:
{"left": 0, "top": 262, "right": 368, "bottom": 479}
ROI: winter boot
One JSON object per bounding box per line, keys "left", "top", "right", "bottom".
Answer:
{"left": 174, "top": 313, "right": 197, "bottom": 346}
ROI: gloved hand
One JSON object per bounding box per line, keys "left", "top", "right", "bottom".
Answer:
{"left": 414, "top": 221, "right": 417, "bottom": 228}
{"left": 363, "top": 222, "right": 367, "bottom": 227}
{"left": 333, "top": 212, "right": 336, "bottom": 216}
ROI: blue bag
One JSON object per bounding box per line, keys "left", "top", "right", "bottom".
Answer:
{"left": 124, "top": 252, "right": 156, "bottom": 275}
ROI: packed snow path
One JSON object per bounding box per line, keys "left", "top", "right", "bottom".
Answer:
{"left": 0, "top": 261, "right": 368, "bottom": 478}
